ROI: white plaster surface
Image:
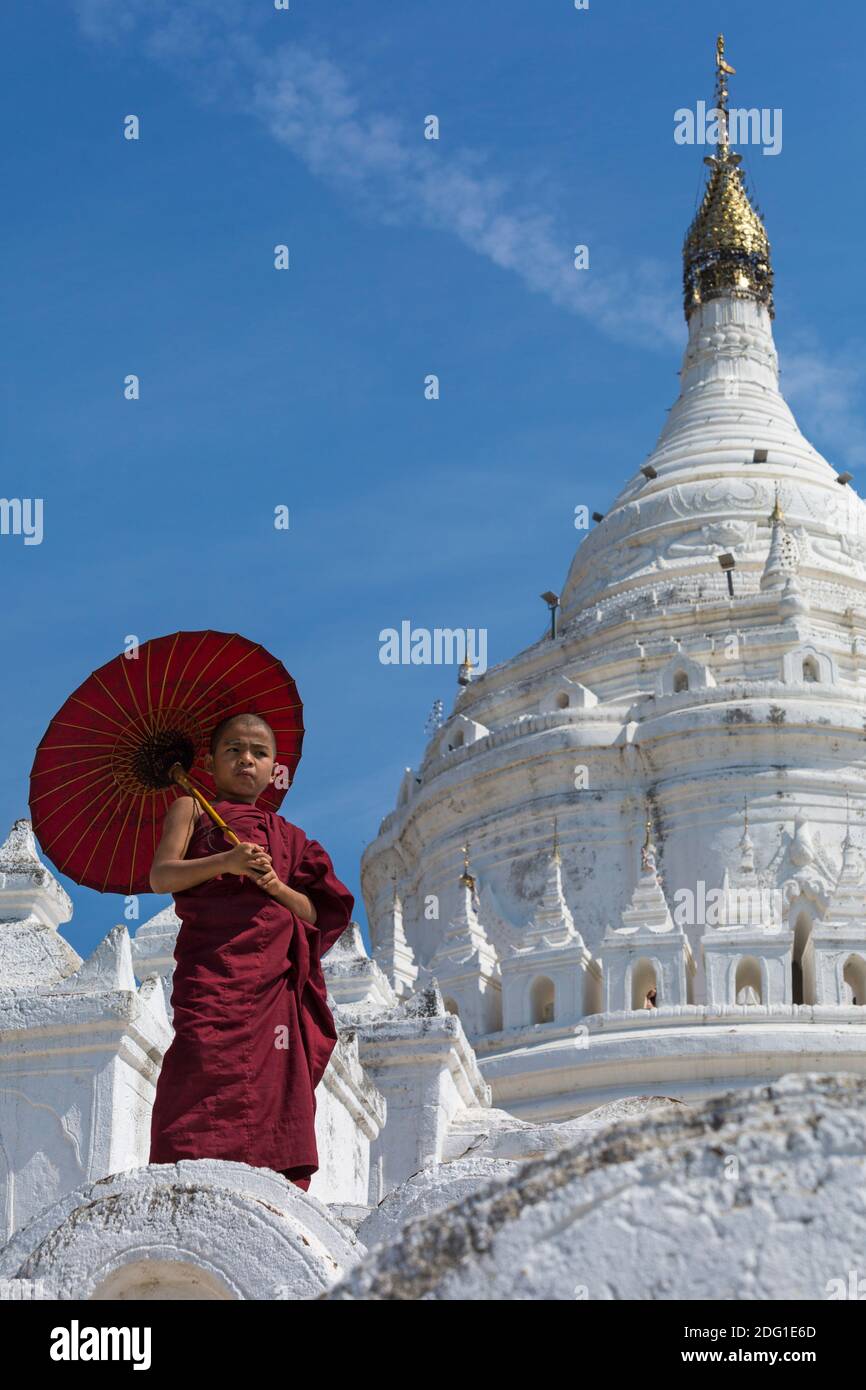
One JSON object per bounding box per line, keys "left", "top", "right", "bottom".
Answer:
{"left": 0, "top": 1160, "right": 364, "bottom": 1301}
{"left": 324, "top": 1073, "right": 866, "bottom": 1300}
{"left": 357, "top": 1095, "right": 683, "bottom": 1251}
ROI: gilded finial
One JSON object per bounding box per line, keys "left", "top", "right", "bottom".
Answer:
{"left": 771, "top": 483, "right": 783, "bottom": 523}
{"left": 715, "top": 35, "right": 736, "bottom": 157}
{"left": 683, "top": 35, "right": 774, "bottom": 320}
{"left": 716, "top": 34, "right": 736, "bottom": 75}
{"left": 552, "top": 816, "right": 561, "bottom": 864}
{"left": 459, "top": 841, "right": 476, "bottom": 891}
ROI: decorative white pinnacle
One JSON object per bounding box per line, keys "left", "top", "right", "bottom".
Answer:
{"left": 0, "top": 819, "right": 72, "bottom": 930}
{"left": 761, "top": 486, "right": 800, "bottom": 593}
{"left": 525, "top": 822, "right": 581, "bottom": 948}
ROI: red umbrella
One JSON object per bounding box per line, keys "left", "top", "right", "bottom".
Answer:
{"left": 29, "top": 630, "right": 305, "bottom": 894}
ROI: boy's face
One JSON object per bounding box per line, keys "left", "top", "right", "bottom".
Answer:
{"left": 205, "top": 719, "right": 276, "bottom": 801}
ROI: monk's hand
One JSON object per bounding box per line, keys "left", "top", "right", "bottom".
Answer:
{"left": 253, "top": 865, "right": 284, "bottom": 897}
{"left": 224, "top": 842, "right": 271, "bottom": 877}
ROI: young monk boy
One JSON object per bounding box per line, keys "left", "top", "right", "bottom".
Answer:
{"left": 148, "top": 712, "right": 354, "bottom": 1192}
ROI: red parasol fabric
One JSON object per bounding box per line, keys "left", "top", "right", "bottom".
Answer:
{"left": 29, "top": 630, "right": 305, "bottom": 895}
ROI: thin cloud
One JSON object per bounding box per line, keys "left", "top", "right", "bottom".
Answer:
{"left": 780, "top": 336, "right": 866, "bottom": 470}
{"left": 74, "top": 0, "right": 681, "bottom": 349}
{"left": 75, "top": 2, "right": 866, "bottom": 466}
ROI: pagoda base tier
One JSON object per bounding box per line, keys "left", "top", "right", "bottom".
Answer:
{"left": 474, "top": 1004, "right": 866, "bottom": 1117}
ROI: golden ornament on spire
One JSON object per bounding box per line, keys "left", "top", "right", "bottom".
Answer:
{"left": 717, "top": 35, "right": 736, "bottom": 78}
{"left": 683, "top": 35, "right": 774, "bottom": 319}
{"left": 459, "top": 841, "right": 476, "bottom": 891}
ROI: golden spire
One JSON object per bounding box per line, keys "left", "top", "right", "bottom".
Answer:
{"left": 459, "top": 841, "right": 476, "bottom": 891}
{"left": 771, "top": 482, "right": 783, "bottom": 522}
{"left": 683, "top": 35, "right": 773, "bottom": 319}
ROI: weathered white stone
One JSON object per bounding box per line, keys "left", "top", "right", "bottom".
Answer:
{"left": 0, "top": 1161, "right": 364, "bottom": 1300}
{"left": 601, "top": 832, "right": 695, "bottom": 1011}
{"left": 323, "top": 1073, "right": 866, "bottom": 1300}
{"left": 350, "top": 982, "right": 492, "bottom": 1198}
{"left": 0, "top": 819, "right": 72, "bottom": 933}
{"left": 129, "top": 903, "right": 180, "bottom": 1015}
{"left": 309, "top": 1029, "right": 387, "bottom": 1206}
{"left": 356, "top": 1093, "right": 685, "bottom": 1253}
{"left": 501, "top": 840, "right": 601, "bottom": 1028}
{"left": 0, "top": 820, "right": 79, "bottom": 991}
{"left": 0, "top": 824, "right": 173, "bottom": 1243}
{"left": 326, "top": 921, "right": 399, "bottom": 1015}
{"left": 369, "top": 886, "right": 419, "bottom": 1001}
{"left": 426, "top": 877, "right": 500, "bottom": 1037}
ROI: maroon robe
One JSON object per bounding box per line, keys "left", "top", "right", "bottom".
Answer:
{"left": 149, "top": 799, "right": 354, "bottom": 1182}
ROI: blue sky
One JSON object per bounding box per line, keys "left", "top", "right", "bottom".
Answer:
{"left": 2, "top": 0, "right": 865, "bottom": 962}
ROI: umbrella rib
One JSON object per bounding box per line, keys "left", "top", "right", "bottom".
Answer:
{"left": 40, "top": 719, "right": 120, "bottom": 739}
{"left": 66, "top": 693, "right": 130, "bottom": 733}
{"left": 190, "top": 679, "right": 302, "bottom": 727}
{"left": 76, "top": 785, "right": 131, "bottom": 879}
{"left": 145, "top": 640, "right": 154, "bottom": 731}
{"left": 98, "top": 792, "right": 139, "bottom": 892}
{"left": 63, "top": 783, "right": 127, "bottom": 868}
{"left": 155, "top": 787, "right": 172, "bottom": 870}
{"left": 193, "top": 644, "right": 269, "bottom": 694}
{"left": 169, "top": 631, "right": 220, "bottom": 705}
{"left": 182, "top": 633, "right": 245, "bottom": 695}
{"left": 155, "top": 631, "right": 183, "bottom": 723}
{"left": 30, "top": 759, "right": 125, "bottom": 801}
{"left": 29, "top": 745, "right": 116, "bottom": 767}
{"left": 117, "top": 651, "right": 149, "bottom": 728}
{"left": 31, "top": 766, "right": 121, "bottom": 817}
{"left": 152, "top": 630, "right": 214, "bottom": 738}
{"left": 128, "top": 785, "right": 152, "bottom": 890}
{"left": 90, "top": 672, "right": 152, "bottom": 738}
{"left": 186, "top": 650, "right": 282, "bottom": 713}
{"left": 171, "top": 635, "right": 248, "bottom": 727}
{"left": 192, "top": 675, "right": 297, "bottom": 714}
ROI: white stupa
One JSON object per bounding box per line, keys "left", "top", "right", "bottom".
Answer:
{"left": 361, "top": 35, "right": 866, "bottom": 1116}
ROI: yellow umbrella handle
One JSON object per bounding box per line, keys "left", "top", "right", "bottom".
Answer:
{"left": 167, "top": 763, "right": 242, "bottom": 846}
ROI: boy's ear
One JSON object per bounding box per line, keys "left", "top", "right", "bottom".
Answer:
{"left": 203, "top": 751, "right": 214, "bottom": 774}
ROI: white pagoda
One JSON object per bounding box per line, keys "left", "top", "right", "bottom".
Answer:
{"left": 361, "top": 35, "right": 866, "bottom": 1117}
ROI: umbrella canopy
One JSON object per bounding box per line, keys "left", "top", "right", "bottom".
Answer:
{"left": 29, "top": 630, "right": 305, "bottom": 894}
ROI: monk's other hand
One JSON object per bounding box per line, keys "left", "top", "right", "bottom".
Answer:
{"left": 224, "top": 842, "right": 271, "bottom": 877}
{"left": 248, "top": 849, "right": 274, "bottom": 876}
{"left": 253, "top": 866, "right": 284, "bottom": 897}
